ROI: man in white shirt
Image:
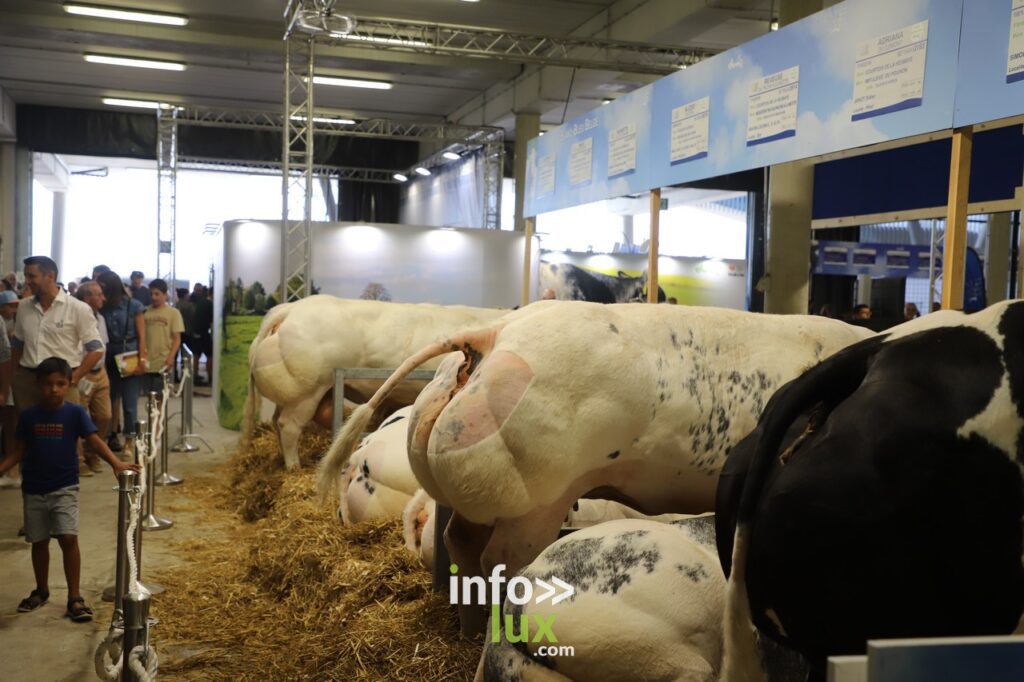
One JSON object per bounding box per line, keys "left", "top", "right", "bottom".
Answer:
{"left": 11, "top": 256, "right": 103, "bottom": 410}
{"left": 75, "top": 282, "right": 112, "bottom": 473}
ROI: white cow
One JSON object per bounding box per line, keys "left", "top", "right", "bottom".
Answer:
{"left": 477, "top": 516, "right": 725, "bottom": 682}
{"left": 338, "top": 406, "right": 419, "bottom": 525}
{"left": 241, "top": 296, "right": 505, "bottom": 469}
{"left": 318, "top": 302, "right": 873, "bottom": 585}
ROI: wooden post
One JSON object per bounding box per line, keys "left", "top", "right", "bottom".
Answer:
{"left": 648, "top": 189, "right": 661, "bottom": 303}
{"left": 521, "top": 217, "right": 534, "bottom": 307}
{"left": 941, "top": 127, "right": 973, "bottom": 310}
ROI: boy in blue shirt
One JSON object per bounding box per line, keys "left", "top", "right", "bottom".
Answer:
{"left": 0, "top": 357, "right": 139, "bottom": 621}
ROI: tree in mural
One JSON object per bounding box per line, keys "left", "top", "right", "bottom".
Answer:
{"left": 224, "top": 277, "right": 245, "bottom": 315}
{"left": 360, "top": 282, "right": 392, "bottom": 301}
{"left": 244, "top": 281, "right": 266, "bottom": 312}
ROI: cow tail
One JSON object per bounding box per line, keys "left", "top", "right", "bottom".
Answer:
{"left": 720, "top": 336, "right": 886, "bottom": 682}
{"left": 241, "top": 371, "right": 259, "bottom": 444}
{"left": 316, "top": 329, "right": 497, "bottom": 503}
{"left": 240, "top": 303, "right": 290, "bottom": 443}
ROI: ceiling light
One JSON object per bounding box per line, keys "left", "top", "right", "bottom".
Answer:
{"left": 64, "top": 3, "right": 188, "bottom": 26}
{"left": 102, "top": 97, "right": 162, "bottom": 109}
{"left": 85, "top": 54, "right": 186, "bottom": 71}
{"left": 393, "top": 173, "right": 409, "bottom": 182}
{"left": 290, "top": 114, "right": 356, "bottom": 125}
{"left": 601, "top": 99, "right": 612, "bottom": 106}
{"left": 459, "top": 0, "right": 481, "bottom": 3}
{"left": 770, "top": 19, "right": 780, "bottom": 31}
{"left": 414, "top": 167, "right": 431, "bottom": 176}
{"left": 311, "top": 75, "right": 392, "bottom": 90}
{"left": 442, "top": 151, "right": 460, "bottom": 161}
{"left": 340, "top": 35, "right": 431, "bottom": 48}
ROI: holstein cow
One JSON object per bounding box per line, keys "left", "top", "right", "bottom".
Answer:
{"left": 478, "top": 516, "right": 724, "bottom": 682}
{"left": 241, "top": 296, "right": 504, "bottom": 469}
{"left": 716, "top": 300, "right": 1024, "bottom": 682}
{"left": 317, "top": 301, "right": 873, "bottom": 631}
{"left": 539, "top": 262, "right": 665, "bottom": 303}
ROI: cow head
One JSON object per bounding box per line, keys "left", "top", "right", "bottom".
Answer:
{"left": 616, "top": 271, "right": 666, "bottom": 303}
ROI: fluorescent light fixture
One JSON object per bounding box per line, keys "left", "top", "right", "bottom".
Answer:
{"left": 311, "top": 75, "right": 392, "bottom": 90}
{"left": 442, "top": 151, "right": 461, "bottom": 161}
{"left": 340, "top": 34, "right": 431, "bottom": 48}
{"left": 85, "top": 54, "right": 186, "bottom": 71}
{"left": 601, "top": 99, "right": 612, "bottom": 106}
{"left": 290, "top": 114, "right": 356, "bottom": 125}
{"left": 102, "top": 97, "right": 162, "bottom": 109}
{"left": 64, "top": 3, "right": 188, "bottom": 26}
{"left": 393, "top": 173, "right": 409, "bottom": 182}
{"left": 414, "top": 167, "right": 431, "bottom": 176}
{"left": 770, "top": 19, "right": 780, "bottom": 31}
{"left": 459, "top": 0, "right": 481, "bottom": 3}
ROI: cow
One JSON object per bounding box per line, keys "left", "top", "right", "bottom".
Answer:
{"left": 337, "top": 406, "right": 420, "bottom": 525}
{"left": 539, "top": 262, "right": 665, "bottom": 303}
{"left": 241, "top": 295, "right": 505, "bottom": 469}
{"left": 716, "top": 300, "right": 1024, "bottom": 682}
{"left": 317, "top": 301, "right": 873, "bottom": 635}
{"left": 477, "top": 516, "right": 724, "bottom": 682}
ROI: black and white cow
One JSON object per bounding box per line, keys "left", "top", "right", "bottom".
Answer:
{"left": 717, "top": 300, "right": 1024, "bottom": 682}
{"left": 539, "top": 262, "right": 666, "bottom": 303}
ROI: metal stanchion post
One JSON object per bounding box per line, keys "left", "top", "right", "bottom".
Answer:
{"left": 133, "top": 419, "right": 166, "bottom": 595}
{"left": 122, "top": 588, "right": 153, "bottom": 682}
{"left": 141, "top": 395, "right": 172, "bottom": 530}
{"left": 155, "top": 372, "right": 183, "bottom": 486}
{"left": 171, "top": 345, "right": 212, "bottom": 452}
{"left": 111, "top": 469, "right": 137, "bottom": 625}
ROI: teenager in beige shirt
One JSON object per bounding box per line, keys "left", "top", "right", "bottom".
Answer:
{"left": 142, "top": 279, "right": 184, "bottom": 397}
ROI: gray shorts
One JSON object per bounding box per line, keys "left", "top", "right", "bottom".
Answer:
{"left": 23, "top": 485, "right": 79, "bottom": 543}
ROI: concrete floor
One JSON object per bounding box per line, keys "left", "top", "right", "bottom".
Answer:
{"left": 0, "top": 391, "right": 240, "bottom": 682}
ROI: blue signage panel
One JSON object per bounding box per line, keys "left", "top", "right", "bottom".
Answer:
{"left": 648, "top": 0, "right": 963, "bottom": 190}
{"left": 524, "top": 87, "right": 652, "bottom": 217}
{"left": 955, "top": 1, "right": 1024, "bottom": 126}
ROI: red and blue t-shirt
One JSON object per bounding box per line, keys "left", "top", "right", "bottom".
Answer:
{"left": 17, "top": 402, "right": 97, "bottom": 495}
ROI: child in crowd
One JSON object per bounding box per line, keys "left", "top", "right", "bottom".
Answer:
{"left": 0, "top": 357, "right": 138, "bottom": 621}
{"left": 142, "top": 279, "right": 184, "bottom": 395}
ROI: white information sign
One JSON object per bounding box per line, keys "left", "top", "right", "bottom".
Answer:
{"left": 568, "top": 137, "right": 593, "bottom": 187}
{"left": 536, "top": 154, "right": 556, "bottom": 196}
{"left": 607, "top": 123, "right": 638, "bottom": 177}
{"left": 852, "top": 20, "right": 929, "bottom": 121}
{"left": 670, "top": 97, "right": 710, "bottom": 164}
{"left": 1008, "top": 2, "right": 1024, "bottom": 83}
{"left": 747, "top": 66, "right": 800, "bottom": 147}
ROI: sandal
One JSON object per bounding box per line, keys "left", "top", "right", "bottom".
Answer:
{"left": 65, "top": 596, "right": 93, "bottom": 622}
{"left": 17, "top": 589, "right": 49, "bottom": 613}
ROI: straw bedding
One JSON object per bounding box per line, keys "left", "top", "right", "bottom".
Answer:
{"left": 148, "top": 423, "right": 481, "bottom": 681}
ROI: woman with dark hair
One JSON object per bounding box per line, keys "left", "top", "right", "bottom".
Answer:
{"left": 97, "top": 271, "right": 147, "bottom": 453}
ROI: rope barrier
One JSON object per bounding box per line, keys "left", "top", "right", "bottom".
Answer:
{"left": 127, "top": 644, "right": 159, "bottom": 682}
{"left": 94, "top": 627, "right": 124, "bottom": 681}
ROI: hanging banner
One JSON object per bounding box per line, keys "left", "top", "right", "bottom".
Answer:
{"left": 1008, "top": 2, "right": 1024, "bottom": 83}
{"left": 608, "top": 123, "right": 638, "bottom": 177}
{"left": 670, "top": 96, "right": 711, "bottom": 164}
{"left": 568, "top": 137, "right": 594, "bottom": 186}
{"left": 746, "top": 66, "right": 800, "bottom": 146}
{"left": 852, "top": 20, "right": 929, "bottom": 120}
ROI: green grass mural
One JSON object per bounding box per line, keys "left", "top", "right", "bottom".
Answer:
{"left": 218, "top": 314, "right": 263, "bottom": 430}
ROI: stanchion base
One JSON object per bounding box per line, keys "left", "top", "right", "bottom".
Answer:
{"left": 140, "top": 582, "right": 165, "bottom": 595}
{"left": 170, "top": 440, "right": 199, "bottom": 453}
{"left": 154, "top": 472, "right": 183, "bottom": 486}
{"left": 141, "top": 514, "right": 173, "bottom": 531}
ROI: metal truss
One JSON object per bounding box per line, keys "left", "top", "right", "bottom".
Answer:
{"left": 178, "top": 156, "right": 399, "bottom": 183}
{"left": 281, "top": 36, "right": 315, "bottom": 303}
{"left": 156, "top": 106, "right": 177, "bottom": 286}
{"left": 176, "top": 105, "right": 502, "bottom": 143}
{"left": 290, "top": 2, "right": 713, "bottom": 75}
